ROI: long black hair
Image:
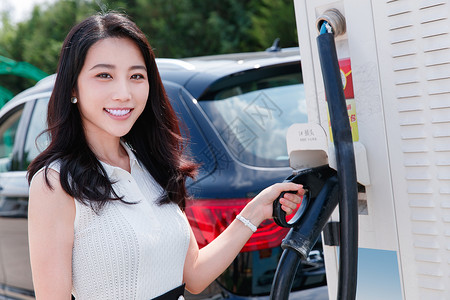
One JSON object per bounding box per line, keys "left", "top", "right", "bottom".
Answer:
{"left": 28, "top": 12, "right": 197, "bottom": 211}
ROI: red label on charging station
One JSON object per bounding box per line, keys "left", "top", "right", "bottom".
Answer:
{"left": 340, "top": 58, "right": 354, "bottom": 99}
{"left": 328, "top": 57, "right": 359, "bottom": 142}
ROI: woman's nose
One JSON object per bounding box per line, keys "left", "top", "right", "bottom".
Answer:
{"left": 112, "top": 79, "right": 132, "bottom": 101}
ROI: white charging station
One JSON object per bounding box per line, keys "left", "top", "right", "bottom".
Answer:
{"left": 289, "top": 1, "right": 450, "bottom": 299}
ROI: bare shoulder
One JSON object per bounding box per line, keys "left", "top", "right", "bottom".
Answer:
{"left": 29, "top": 168, "right": 75, "bottom": 223}
{"left": 28, "top": 168, "right": 75, "bottom": 298}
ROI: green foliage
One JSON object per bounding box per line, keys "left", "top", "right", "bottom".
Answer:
{"left": 0, "top": 0, "right": 298, "bottom": 97}
{"left": 0, "top": 13, "right": 15, "bottom": 57}
{"left": 249, "top": 0, "right": 298, "bottom": 49}
{"left": 0, "top": 0, "right": 99, "bottom": 95}
{"left": 12, "top": 1, "right": 100, "bottom": 74}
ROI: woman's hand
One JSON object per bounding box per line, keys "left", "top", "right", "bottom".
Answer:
{"left": 240, "top": 182, "right": 305, "bottom": 227}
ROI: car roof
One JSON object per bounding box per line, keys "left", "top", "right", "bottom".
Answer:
{"left": 0, "top": 75, "right": 55, "bottom": 117}
{"left": 159, "top": 47, "right": 300, "bottom": 74}
{"left": 157, "top": 48, "right": 301, "bottom": 99}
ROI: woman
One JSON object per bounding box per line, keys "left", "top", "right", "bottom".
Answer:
{"left": 27, "top": 12, "right": 304, "bottom": 300}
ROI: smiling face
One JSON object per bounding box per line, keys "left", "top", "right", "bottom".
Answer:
{"left": 74, "top": 37, "right": 149, "bottom": 144}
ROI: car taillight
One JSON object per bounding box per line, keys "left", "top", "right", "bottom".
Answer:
{"left": 185, "top": 198, "right": 295, "bottom": 252}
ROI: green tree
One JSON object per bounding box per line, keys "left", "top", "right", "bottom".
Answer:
{"left": 188, "top": 0, "right": 257, "bottom": 55}
{"left": 0, "top": 0, "right": 299, "bottom": 99}
{"left": 0, "top": 0, "right": 99, "bottom": 95}
{"left": 248, "top": 0, "right": 298, "bottom": 49}
{"left": 0, "top": 13, "right": 34, "bottom": 94}
{"left": 15, "top": 1, "right": 100, "bottom": 74}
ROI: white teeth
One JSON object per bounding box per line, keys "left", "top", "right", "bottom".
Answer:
{"left": 105, "top": 109, "right": 131, "bottom": 116}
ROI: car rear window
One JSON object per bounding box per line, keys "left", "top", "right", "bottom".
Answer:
{"left": 198, "top": 65, "right": 307, "bottom": 167}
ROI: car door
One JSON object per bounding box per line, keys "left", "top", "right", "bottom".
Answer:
{"left": 0, "top": 103, "right": 24, "bottom": 298}
{"left": 0, "top": 97, "right": 49, "bottom": 299}
{"left": 0, "top": 100, "right": 31, "bottom": 299}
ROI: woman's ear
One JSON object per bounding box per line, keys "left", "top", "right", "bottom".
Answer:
{"left": 71, "top": 87, "right": 79, "bottom": 104}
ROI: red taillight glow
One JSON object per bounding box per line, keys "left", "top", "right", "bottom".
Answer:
{"left": 185, "top": 198, "right": 297, "bottom": 252}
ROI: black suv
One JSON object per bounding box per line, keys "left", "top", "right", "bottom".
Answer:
{"left": 0, "top": 49, "right": 327, "bottom": 299}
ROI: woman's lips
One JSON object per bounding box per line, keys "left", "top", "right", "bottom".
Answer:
{"left": 104, "top": 108, "right": 133, "bottom": 119}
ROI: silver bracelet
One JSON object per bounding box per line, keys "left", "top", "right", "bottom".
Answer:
{"left": 236, "top": 214, "right": 257, "bottom": 233}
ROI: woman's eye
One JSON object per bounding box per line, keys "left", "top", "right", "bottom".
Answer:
{"left": 131, "top": 74, "right": 145, "bottom": 80}
{"left": 97, "top": 73, "right": 112, "bottom": 79}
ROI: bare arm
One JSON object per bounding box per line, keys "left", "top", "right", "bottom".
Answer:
{"left": 28, "top": 169, "right": 75, "bottom": 300}
{"left": 183, "top": 182, "right": 304, "bottom": 294}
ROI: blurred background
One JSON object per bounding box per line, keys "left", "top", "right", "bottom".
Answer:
{"left": 0, "top": 0, "right": 298, "bottom": 101}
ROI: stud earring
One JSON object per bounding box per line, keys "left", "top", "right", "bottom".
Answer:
{"left": 71, "top": 97, "right": 78, "bottom": 104}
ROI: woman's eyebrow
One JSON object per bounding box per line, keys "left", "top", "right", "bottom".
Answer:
{"left": 89, "top": 64, "right": 146, "bottom": 71}
{"left": 90, "top": 63, "right": 114, "bottom": 70}
{"left": 130, "top": 65, "right": 147, "bottom": 71}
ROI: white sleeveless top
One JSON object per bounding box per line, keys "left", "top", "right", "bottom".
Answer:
{"left": 37, "top": 144, "right": 190, "bottom": 299}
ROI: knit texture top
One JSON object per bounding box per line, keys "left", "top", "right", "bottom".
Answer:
{"left": 38, "top": 143, "right": 190, "bottom": 299}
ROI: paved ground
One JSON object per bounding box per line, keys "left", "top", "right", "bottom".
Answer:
{"left": 290, "top": 286, "right": 329, "bottom": 300}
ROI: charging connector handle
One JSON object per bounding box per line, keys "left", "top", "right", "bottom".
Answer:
{"left": 272, "top": 165, "right": 335, "bottom": 228}
{"left": 271, "top": 174, "right": 339, "bottom": 300}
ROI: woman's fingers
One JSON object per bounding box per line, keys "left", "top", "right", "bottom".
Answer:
{"left": 274, "top": 182, "right": 304, "bottom": 195}
{"left": 270, "top": 182, "right": 305, "bottom": 215}
{"left": 281, "top": 205, "right": 293, "bottom": 215}
{"left": 283, "top": 192, "right": 302, "bottom": 203}
{"left": 279, "top": 193, "right": 302, "bottom": 214}
{"left": 250, "top": 182, "right": 306, "bottom": 221}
